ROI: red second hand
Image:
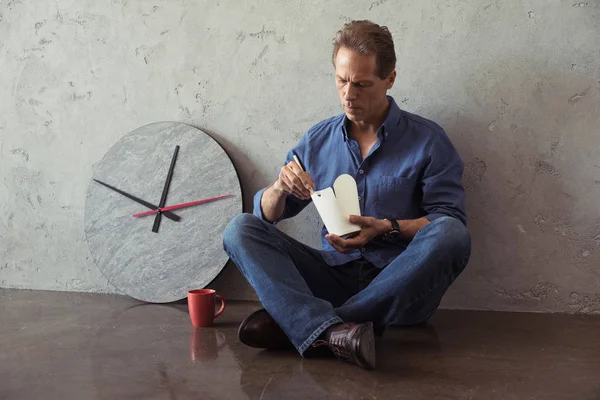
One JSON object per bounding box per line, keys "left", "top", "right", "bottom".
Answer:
{"left": 132, "top": 194, "right": 233, "bottom": 218}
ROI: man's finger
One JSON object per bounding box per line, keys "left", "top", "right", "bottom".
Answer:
{"left": 348, "top": 214, "right": 370, "bottom": 226}
{"left": 338, "top": 236, "right": 364, "bottom": 249}
{"left": 290, "top": 169, "right": 313, "bottom": 194}
{"left": 326, "top": 234, "right": 342, "bottom": 247}
{"left": 326, "top": 235, "right": 348, "bottom": 253}
{"left": 280, "top": 173, "right": 306, "bottom": 198}
{"left": 286, "top": 161, "right": 313, "bottom": 191}
{"left": 298, "top": 172, "right": 315, "bottom": 192}
{"left": 288, "top": 185, "right": 308, "bottom": 199}
{"left": 282, "top": 162, "right": 302, "bottom": 185}
{"left": 328, "top": 233, "right": 365, "bottom": 250}
{"left": 328, "top": 234, "right": 354, "bottom": 250}
{"left": 334, "top": 244, "right": 347, "bottom": 253}
{"left": 285, "top": 161, "right": 314, "bottom": 195}
{"left": 279, "top": 172, "right": 294, "bottom": 193}
{"left": 283, "top": 165, "right": 311, "bottom": 195}
{"left": 291, "top": 179, "right": 309, "bottom": 198}
{"left": 304, "top": 173, "right": 315, "bottom": 188}
{"left": 281, "top": 169, "right": 299, "bottom": 190}
{"left": 286, "top": 161, "right": 303, "bottom": 175}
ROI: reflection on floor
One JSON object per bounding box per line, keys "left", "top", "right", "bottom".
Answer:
{"left": 1, "top": 289, "right": 599, "bottom": 399}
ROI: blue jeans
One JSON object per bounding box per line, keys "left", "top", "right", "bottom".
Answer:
{"left": 222, "top": 214, "right": 471, "bottom": 355}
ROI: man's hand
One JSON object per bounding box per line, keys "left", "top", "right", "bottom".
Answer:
{"left": 326, "top": 215, "right": 390, "bottom": 253}
{"left": 273, "top": 161, "right": 315, "bottom": 200}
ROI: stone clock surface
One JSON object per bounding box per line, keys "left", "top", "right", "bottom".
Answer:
{"left": 84, "top": 122, "right": 242, "bottom": 303}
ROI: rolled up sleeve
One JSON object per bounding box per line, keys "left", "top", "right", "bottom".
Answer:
{"left": 421, "top": 131, "right": 467, "bottom": 226}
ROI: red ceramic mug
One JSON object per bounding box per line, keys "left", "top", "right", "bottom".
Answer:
{"left": 187, "top": 289, "right": 226, "bottom": 327}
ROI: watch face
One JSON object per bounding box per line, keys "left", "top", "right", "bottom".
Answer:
{"left": 84, "top": 122, "right": 242, "bottom": 303}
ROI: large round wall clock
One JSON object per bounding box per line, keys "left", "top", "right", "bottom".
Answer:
{"left": 84, "top": 122, "right": 242, "bottom": 303}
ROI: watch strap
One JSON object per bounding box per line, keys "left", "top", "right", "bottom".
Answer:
{"left": 383, "top": 218, "right": 400, "bottom": 240}
{"left": 385, "top": 218, "right": 400, "bottom": 233}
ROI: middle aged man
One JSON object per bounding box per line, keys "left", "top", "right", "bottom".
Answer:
{"left": 223, "top": 20, "right": 471, "bottom": 370}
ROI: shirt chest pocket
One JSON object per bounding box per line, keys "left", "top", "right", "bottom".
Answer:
{"left": 373, "top": 176, "right": 420, "bottom": 219}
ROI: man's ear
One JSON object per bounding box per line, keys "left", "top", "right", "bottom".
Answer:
{"left": 387, "top": 69, "right": 397, "bottom": 89}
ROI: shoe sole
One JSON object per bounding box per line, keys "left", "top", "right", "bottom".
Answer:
{"left": 355, "top": 322, "right": 376, "bottom": 370}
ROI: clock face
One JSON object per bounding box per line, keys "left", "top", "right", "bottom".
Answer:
{"left": 84, "top": 122, "right": 242, "bottom": 303}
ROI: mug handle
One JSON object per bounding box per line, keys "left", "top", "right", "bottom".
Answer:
{"left": 214, "top": 295, "right": 226, "bottom": 319}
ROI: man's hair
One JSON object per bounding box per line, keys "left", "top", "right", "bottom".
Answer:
{"left": 332, "top": 20, "right": 396, "bottom": 80}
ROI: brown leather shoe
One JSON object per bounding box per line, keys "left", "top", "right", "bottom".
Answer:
{"left": 238, "top": 308, "right": 293, "bottom": 350}
{"left": 313, "top": 322, "right": 376, "bottom": 370}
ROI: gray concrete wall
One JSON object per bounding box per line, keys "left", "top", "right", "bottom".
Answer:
{"left": 1, "top": 1, "right": 599, "bottom": 313}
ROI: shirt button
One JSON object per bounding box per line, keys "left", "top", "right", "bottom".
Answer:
{"left": 360, "top": 247, "right": 366, "bottom": 252}
{"left": 358, "top": 196, "right": 361, "bottom": 201}
{"left": 359, "top": 169, "right": 364, "bottom": 174}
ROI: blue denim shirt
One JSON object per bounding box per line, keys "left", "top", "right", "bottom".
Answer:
{"left": 253, "top": 96, "right": 466, "bottom": 267}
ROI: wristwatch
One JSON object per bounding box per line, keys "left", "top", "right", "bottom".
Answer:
{"left": 383, "top": 218, "right": 401, "bottom": 241}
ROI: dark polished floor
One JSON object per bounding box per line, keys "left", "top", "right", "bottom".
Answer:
{"left": 1, "top": 289, "right": 599, "bottom": 400}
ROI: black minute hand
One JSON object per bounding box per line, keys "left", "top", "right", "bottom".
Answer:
{"left": 152, "top": 145, "right": 180, "bottom": 233}
{"left": 93, "top": 179, "right": 181, "bottom": 222}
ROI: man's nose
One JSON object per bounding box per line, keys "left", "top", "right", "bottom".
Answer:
{"left": 344, "top": 84, "right": 357, "bottom": 101}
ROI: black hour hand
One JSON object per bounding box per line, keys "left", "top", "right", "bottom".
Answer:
{"left": 93, "top": 179, "right": 181, "bottom": 222}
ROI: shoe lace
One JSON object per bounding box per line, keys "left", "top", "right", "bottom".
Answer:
{"left": 326, "top": 330, "right": 353, "bottom": 361}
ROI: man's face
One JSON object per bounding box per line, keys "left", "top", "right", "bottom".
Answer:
{"left": 334, "top": 47, "right": 396, "bottom": 124}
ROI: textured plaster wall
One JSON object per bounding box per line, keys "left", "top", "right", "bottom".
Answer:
{"left": 1, "top": 0, "right": 599, "bottom": 313}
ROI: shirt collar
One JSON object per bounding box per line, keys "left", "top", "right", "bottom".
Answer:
{"left": 341, "top": 117, "right": 350, "bottom": 141}
{"left": 341, "top": 95, "right": 402, "bottom": 142}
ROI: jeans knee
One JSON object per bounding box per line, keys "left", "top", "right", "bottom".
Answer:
{"left": 222, "top": 213, "right": 262, "bottom": 250}
{"left": 429, "top": 216, "right": 471, "bottom": 258}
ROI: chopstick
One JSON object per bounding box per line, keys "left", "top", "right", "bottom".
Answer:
{"left": 292, "top": 153, "right": 314, "bottom": 195}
